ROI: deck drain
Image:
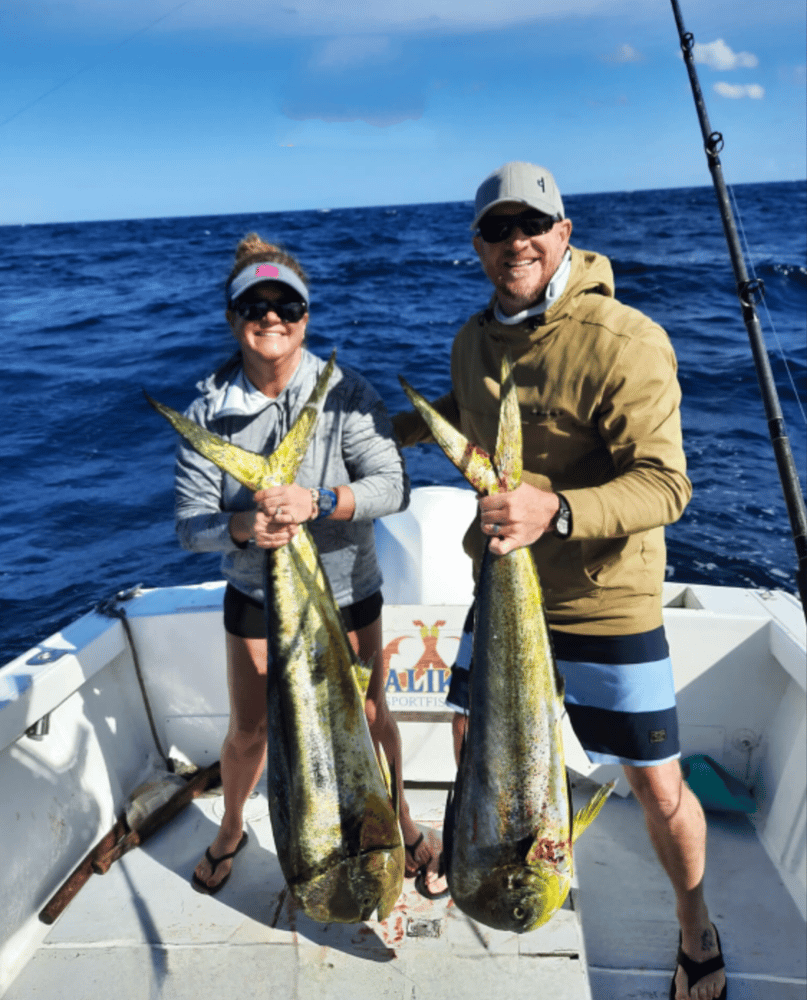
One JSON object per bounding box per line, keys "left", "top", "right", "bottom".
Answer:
{"left": 406, "top": 918, "right": 442, "bottom": 938}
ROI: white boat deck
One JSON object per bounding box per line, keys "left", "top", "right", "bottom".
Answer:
{"left": 573, "top": 779, "right": 806, "bottom": 1000}
{"left": 7, "top": 779, "right": 805, "bottom": 1000}
{"left": 2, "top": 491, "right": 805, "bottom": 998}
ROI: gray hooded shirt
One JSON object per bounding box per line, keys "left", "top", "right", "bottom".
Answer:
{"left": 174, "top": 349, "right": 409, "bottom": 607}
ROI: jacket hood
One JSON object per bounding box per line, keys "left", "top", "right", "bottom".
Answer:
{"left": 190, "top": 349, "right": 322, "bottom": 423}
{"left": 479, "top": 246, "right": 615, "bottom": 346}
{"left": 195, "top": 351, "right": 243, "bottom": 400}
{"left": 553, "top": 246, "right": 614, "bottom": 310}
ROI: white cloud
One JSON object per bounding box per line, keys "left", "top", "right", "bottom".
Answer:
{"left": 714, "top": 82, "right": 765, "bottom": 99}
{"left": 281, "top": 100, "right": 422, "bottom": 127}
{"left": 602, "top": 43, "right": 644, "bottom": 64}
{"left": 693, "top": 39, "right": 758, "bottom": 71}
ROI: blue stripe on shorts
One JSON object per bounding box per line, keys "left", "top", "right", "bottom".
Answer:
{"left": 446, "top": 608, "right": 680, "bottom": 768}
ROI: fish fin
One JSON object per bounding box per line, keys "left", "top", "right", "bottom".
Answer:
{"left": 283, "top": 528, "right": 363, "bottom": 686}
{"left": 388, "top": 757, "right": 400, "bottom": 819}
{"left": 145, "top": 350, "right": 336, "bottom": 490}
{"left": 267, "top": 350, "right": 336, "bottom": 485}
{"left": 145, "top": 392, "right": 273, "bottom": 491}
{"left": 399, "top": 352, "right": 521, "bottom": 495}
{"left": 352, "top": 659, "right": 373, "bottom": 698}
{"left": 373, "top": 739, "right": 394, "bottom": 804}
{"left": 493, "top": 351, "right": 523, "bottom": 491}
{"left": 398, "top": 377, "right": 500, "bottom": 495}
{"left": 360, "top": 790, "right": 398, "bottom": 851}
{"left": 571, "top": 780, "right": 616, "bottom": 843}
{"left": 442, "top": 786, "right": 455, "bottom": 878}
{"left": 442, "top": 730, "right": 467, "bottom": 879}
{"left": 376, "top": 889, "right": 397, "bottom": 923}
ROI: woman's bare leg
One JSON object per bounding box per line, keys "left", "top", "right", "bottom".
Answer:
{"left": 193, "top": 632, "right": 267, "bottom": 890}
{"left": 349, "top": 615, "right": 443, "bottom": 882}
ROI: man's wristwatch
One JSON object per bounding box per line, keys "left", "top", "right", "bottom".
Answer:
{"left": 311, "top": 487, "right": 338, "bottom": 521}
{"left": 552, "top": 493, "right": 572, "bottom": 539}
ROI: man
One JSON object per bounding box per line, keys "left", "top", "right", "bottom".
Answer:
{"left": 393, "top": 162, "right": 726, "bottom": 1000}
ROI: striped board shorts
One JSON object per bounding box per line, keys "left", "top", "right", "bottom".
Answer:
{"left": 445, "top": 604, "right": 680, "bottom": 768}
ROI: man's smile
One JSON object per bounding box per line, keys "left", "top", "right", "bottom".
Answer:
{"left": 504, "top": 257, "right": 539, "bottom": 271}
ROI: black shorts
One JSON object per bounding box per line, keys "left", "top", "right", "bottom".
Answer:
{"left": 223, "top": 583, "right": 383, "bottom": 639}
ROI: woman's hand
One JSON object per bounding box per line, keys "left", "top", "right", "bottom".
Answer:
{"left": 255, "top": 484, "right": 315, "bottom": 524}
{"left": 250, "top": 484, "right": 314, "bottom": 549}
{"left": 227, "top": 484, "right": 312, "bottom": 551}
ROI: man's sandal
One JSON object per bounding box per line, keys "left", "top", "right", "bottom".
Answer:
{"left": 405, "top": 832, "right": 450, "bottom": 900}
{"left": 191, "top": 831, "right": 248, "bottom": 896}
{"left": 670, "top": 925, "right": 727, "bottom": 1000}
{"left": 414, "top": 853, "right": 449, "bottom": 900}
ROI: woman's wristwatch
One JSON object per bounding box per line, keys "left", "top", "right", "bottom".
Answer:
{"left": 552, "top": 493, "right": 572, "bottom": 539}
{"left": 309, "top": 487, "right": 338, "bottom": 521}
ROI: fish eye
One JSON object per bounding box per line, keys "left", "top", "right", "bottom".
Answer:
{"left": 513, "top": 906, "right": 525, "bottom": 920}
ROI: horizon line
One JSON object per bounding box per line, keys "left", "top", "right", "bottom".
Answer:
{"left": 2, "top": 176, "right": 804, "bottom": 229}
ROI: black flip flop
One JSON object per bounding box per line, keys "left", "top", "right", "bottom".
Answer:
{"left": 414, "top": 852, "right": 449, "bottom": 901}
{"left": 670, "top": 925, "right": 727, "bottom": 1000}
{"left": 404, "top": 832, "right": 425, "bottom": 878}
{"left": 191, "top": 831, "right": 249, "bottom": 896}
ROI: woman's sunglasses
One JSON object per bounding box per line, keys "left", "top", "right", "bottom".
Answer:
{"left": 477, "top": 210, "right": 559, "bottom": 244}
{"left": 230, "top": 297, "right": 307, "bottom": 323}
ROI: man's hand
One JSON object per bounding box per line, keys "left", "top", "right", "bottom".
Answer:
{"left": 479, "top": 483, "right": 561, "bottom": 555}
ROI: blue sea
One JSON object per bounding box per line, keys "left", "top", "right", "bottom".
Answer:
{"left": 1, "top": 181, "right": 805, "bottom": 663}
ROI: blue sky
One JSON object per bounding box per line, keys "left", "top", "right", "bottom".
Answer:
{"left": 1, "top": 0, "right": 805, "bottom": 224}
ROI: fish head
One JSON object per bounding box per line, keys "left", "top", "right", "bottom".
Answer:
{"left": 293, "top": 845, "right": 404, "bottom": 923}
{"left": 451, "top": 861, "right": 571, "bottom": 933}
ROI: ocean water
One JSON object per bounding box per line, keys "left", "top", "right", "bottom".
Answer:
{"left": 1, "top": 181, "right": 805, "bottom": 662}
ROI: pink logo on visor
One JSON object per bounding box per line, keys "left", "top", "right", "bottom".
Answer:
{"left": 255, "top": 264, "right": 280, "bottom": 277}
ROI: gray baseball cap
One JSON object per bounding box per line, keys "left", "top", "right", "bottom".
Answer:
{"left": 471, "top": 162, "right": 565, "bottom": 230}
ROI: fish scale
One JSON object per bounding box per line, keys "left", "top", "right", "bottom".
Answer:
{"left": 146, "top": 351, "right": 404, "bottom": 924}
{"left": 400, "top": 353, "right": 613, "bottom": 932}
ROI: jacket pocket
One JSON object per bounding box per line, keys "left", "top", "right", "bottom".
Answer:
{"left": 581, "top": 533, "right": 661, "bottom": 597}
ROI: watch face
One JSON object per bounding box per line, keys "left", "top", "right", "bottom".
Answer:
{"left": 318, "top": 489, "right": 337, "bottom": 515}
{"left": 554, "top": 497, "right": 571, "bottom": 537}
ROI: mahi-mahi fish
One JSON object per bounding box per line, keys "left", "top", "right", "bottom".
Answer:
{"left": 145, "top": 353, "right": 404, "bottom": 922}
{"left": 399, "top": 354, "right": 613, "bottom": 933}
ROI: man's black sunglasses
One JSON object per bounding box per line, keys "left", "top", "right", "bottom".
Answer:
{"left": 230, "top": 297, "right": 307, "bottom": 323}
{"left": 477, "top": 209, "right": 559, "bottom": 244}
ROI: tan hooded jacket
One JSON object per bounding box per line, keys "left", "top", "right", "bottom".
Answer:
{"left": 394, "top": 246, "right": 692, "bottom": 634}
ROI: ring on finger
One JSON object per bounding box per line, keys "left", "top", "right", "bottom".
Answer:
{"left": 491, "top": 523, "right": 501, "bottom": 535}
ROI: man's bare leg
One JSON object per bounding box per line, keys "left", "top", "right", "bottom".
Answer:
{"left": 452, "top": 711, "right": 467, "bottom": 765}
{"left": 624, "top": 761, "right": 726, "bottom": 1000}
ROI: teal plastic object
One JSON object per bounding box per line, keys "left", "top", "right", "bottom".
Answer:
{"left": 681, "top": 754, "right": 756, "bottom": 813}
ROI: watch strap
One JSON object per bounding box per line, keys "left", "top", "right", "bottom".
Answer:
{"left": 552, "top": 493, "right": 572, "bottom": 539}
{"left": 314, "top": 488, "right": 338, "bottom": 521}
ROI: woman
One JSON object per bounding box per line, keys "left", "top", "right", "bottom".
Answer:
{"left": 174, "top": 234, "right": 440, "bottom": 896}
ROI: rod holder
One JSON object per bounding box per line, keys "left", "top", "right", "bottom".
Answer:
{"left": 26, "top": 714, "right": 51, "bottom": 740}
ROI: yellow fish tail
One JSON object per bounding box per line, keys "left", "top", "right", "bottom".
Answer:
{"left": 572, "top": 780, "right": 616, "bottom": 843}
{"left": 145, "top": 350, "right": 336, "bottom": 491}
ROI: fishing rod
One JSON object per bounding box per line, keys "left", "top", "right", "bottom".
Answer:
{"left": 670, "top": 0, "right": 807, "bottom": 621}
